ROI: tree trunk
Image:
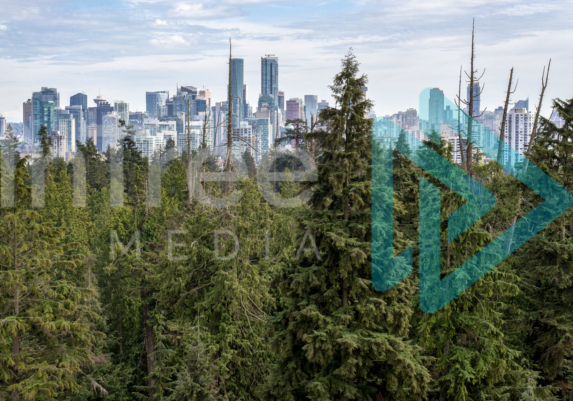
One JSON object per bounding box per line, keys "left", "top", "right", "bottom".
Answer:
{"left": 11, "top": 221, "right": 20, "bottom": 401}
{"left": 142, "top": 290, "right": 156, "bottom": 391}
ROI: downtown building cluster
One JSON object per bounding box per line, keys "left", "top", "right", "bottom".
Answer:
{"left": 13, "top": 55, "right": 330, "bottom": 163}
{"left": 374, "top": 83, "right": 566, "bottom": 165}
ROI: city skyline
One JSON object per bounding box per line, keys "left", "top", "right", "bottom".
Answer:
{"left": 1, "top": 0, "right": 572, "bottom": 122}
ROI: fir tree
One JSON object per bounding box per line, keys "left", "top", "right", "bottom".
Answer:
{"left": 520, "top": 97, "right": 573, "bottom": 392}
{"left": 264, "top": 51, "right": 431, "bottom": 401}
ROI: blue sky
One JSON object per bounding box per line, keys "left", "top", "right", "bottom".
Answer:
{"left": 1, "top": 0, "right": 572, "bottom": 122}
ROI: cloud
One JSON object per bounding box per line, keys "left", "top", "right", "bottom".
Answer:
{"left": 0, "top": 25, "right": 6, "bottom": 30}
{"left": 170, "top": 2, "right": 240, "bottom": 19}
{"left": 154, "top": 19, "right": 168, "bottom": 25}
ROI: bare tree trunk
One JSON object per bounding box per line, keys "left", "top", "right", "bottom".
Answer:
{"left": 497, "top": 68, "right": 516, "bottom": 165}
{"left": 224, "top": 39, "right": 234, "bottom": 193}
{"left": 142, "top": 290, "right": 156, "bottom": 391}
{"left": 456, "top": 65, "right": 465, "bottom": 169}
{"left": 466, "top": 20, "right": 475, "bottom": 176}
{"left": 11, "top": 221, "right": 19, "bottom": 401}
{"left": 187, "top": 98, "right": 194, "bottom": 204}
{"left": 527, "top": 59, "right": 551, "bottom": 154}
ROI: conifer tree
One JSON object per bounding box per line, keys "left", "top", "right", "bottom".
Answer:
{"left": 520, "top": 97, "right": 573, "bottom": 392}
{"left": 0, "top": 156, "right": 102, "bottom": 399}
{"left": 264, "top": 51, "right": 430, "bottom": 400}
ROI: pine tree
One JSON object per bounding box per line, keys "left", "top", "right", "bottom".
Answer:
{"left": 520, "top": 97, "right": 573, "bottom": 392}
{"left": 0, "top": 157, "right": 102, "bottom": 399}
{"left": 38, "top": 124, "right": 52, "bottom": 159}
{"left": 242, "top": 149, "right": 256, "bottom": 179}
{"left": 263, "top": 51, "right": 431, "bottom": 400}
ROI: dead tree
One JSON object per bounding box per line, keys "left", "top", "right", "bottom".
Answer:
{"left": 455, "top": 65, "right": 466, "bottom": 169}
{"left": 459, "top": 19, "right": 486, "bottom": 176}
{"left": 527, "top": 59, "right": 551, "bottom": 154}
{"left": 497, "top": 68, "right": 518, "bottom": 165}
{"left": 224, "top": 39, "right": 234, "bottom": 193}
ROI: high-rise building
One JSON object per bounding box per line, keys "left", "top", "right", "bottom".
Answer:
{"left": 261, "top": 55, "right": 279, "bottom": 109}
{"left": 23, "top": 99, "right": 33, "bottom": 143}
{"left": 166, "top": 98, "right": 174, "bottom": 116}
{"left": 199, "top": 89, "right": 212, "bottom": 107}
{"left": 304, "top": 95, "right": 318, "bottom": 123}
{"left": 245, "top": 118, "right": 272, "bottom": 155}
{"left": 317, "top": 100, "right": 329, "bottom": 112}
{"left": 114, "top": 101, "right": 129, "bottom": 125}
{"left": 70, "top": 93, "right": 88, "bottom": 114}
{"left": 94, "top": 94, "right": 114, "bottom": 152}
{"left": 54, "top": 109, "right": 76, "bottom": 153}
{"left": 278, "top": 91, "right": 285, "bottom": 115}
{"left": 243, "top": 84, "right": 249, "bottom": 120}
{"left": 0, "top": 114, "right": 6, "bottom": 136}
{"left": 428, "top": 88, "right": 444, "bottom": 129}
{"left": 467, "top": 83, "right": 481, "bottom": 116}
{"left": 514, "top": 99, "right": 529, "bottom": 112}
{"left": 65, "top": 105, "right": 86, "bottom": 145}
{"left": 146, "top": 91, "right": 169, "bottom": 118}
{"left": 501, "top": 108, "right": 533, "bottom": 166}
{"left": 229, "top": 58, "right": 244, "bottom": 126}
{"left": 101, "top": 112, "right": 122, "bottom": 152}
{"left": 32, "top": 87, "right": 60, "bottom": 144}
{"left": 286, "top": 98, "right": 302, "bottom": 122}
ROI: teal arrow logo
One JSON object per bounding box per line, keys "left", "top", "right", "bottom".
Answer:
{"left": 372, "top": 89, "right": 573, "bottom": 313}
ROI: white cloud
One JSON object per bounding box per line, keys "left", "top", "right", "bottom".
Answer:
{"left": 154, "top": 19, "right": 168, "bottom": 25}
{"left": 170, "top": 2, "right": 238, "bottom": 19}
{"left": 150, "top": 34, "right": 190, "bottom": 46}
{"left": 0, "top": 25, "right": 6, "bottom": 30}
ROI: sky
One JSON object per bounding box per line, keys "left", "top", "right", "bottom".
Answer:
{"left": 1, "top": 0, "right": 572, "bottom": 123}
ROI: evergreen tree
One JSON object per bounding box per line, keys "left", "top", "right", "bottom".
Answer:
{"left": 264, "top": 51, "right": 431, "bottom": 400}
{"left": 38, "top": 125, "right": 52, "bottom": 158}
{"left": 242, "top": 149, "right": 256, "bottom": 179}
{"left": 0, "top": 158, "right": 102, "bottom": 399}
{"left": 520, "top": 97, "right": 573, "bottom": 393}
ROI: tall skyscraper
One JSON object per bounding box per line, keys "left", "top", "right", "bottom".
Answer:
{"left": 94, "top": 94, "right": 113, "bottom": 152}
{"left": 54, "top": 108, "right": 76, "bottom": 153}
{"left": 286, "top": 98, "right": 302, "bottom": 121}
{"left": 428, "top": 88, "right": 444, "bottom": 128}
{"left": 32, "top": 87, "right": 59, "bottom": 144}
{"left": 146, "top": 91, "right": 169, "bottom": 118}
{"left": 243, "top": 84, "right": 249, "bottom": 119}
{"left": 304, "top": 95, "right": 318, "bottom": 123}
{"left": 261, "top": 55, "right": 279, "bottom": 109}
{"left": 65, "top": 105, "right": 86, "bottom": 145}
{"left": 278, "top": 91, "right": 285, "bottom": 114}
{"left": 199, "top": 89, "right": 212, "bottom": 107}
{"left": 23, "top": 99, "right": 33, "bottom": 143}
{"left": 114, "top": 101, "right": 129, "bottom": 125}
{"left": 70, "top": 93, "right": 88, "bottom": 113}
{"left": 467, "top": 83, "right": 481, "bottom": 116}
{"left": 0, "top": 114, "right": 6, "bottom": 136}
{"left": 501, "top": 107, "right": 533, "bottom": 165}
{"left": 229, "top": 58, "right": 244, "bottom": 126}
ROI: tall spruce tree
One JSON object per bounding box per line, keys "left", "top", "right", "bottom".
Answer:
{"left": 0, "top": 156, "right": 102, "bottom": 399}
{"left": 263, "top": 51, "right": 430, "bottom": 400}
{"left": 520, "top": 97, "right": 573, "bottom": 393}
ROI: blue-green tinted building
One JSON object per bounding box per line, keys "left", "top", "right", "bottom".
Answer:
{"left": 32, "top": 87, "right": 59, "bottom": 144}
{"left": 230, "top": 58, "right": 244, "bottom": 126}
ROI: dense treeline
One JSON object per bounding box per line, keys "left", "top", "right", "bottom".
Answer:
{"left": 1, "top": 51, "right": 573, "bottom": 400}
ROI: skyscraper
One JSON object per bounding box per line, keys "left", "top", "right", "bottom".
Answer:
{"left": 114, "top": 101, "right": 130, "bottom": 125}
{"left": 94, "top": 94, "right": 113, "bottom": 152}
{"left": 146, "top": 91, "right": 169, "bottom": 118}
{"left": 229, "top": 58, "right": 244, "bottom": 126}
{"left": 278, "top": 91, "right": 285, "bottom": 114}
{"left": 428, "top": 88, "right": 444, "bottom": 129}
{"left": 467, "top": 83, "right": 481, "bottom": 116}
{"left": 70, "top": 93, "right": 88, "bottom": 114}
{"left": 304, "top": 95, "right": 318, "bottom": 123}
{"left": 32, "top": 87, "right": 60, "bottom": 144}
{"left": 286, "top": 98, "right": 303, "bottom": 121}
{"left": 65, "top": 105, "right": 86, "bottom": 145}
{"left": 0, "top": 114, "right": 6, "bottom": 136}
{"left": 54, "top": 108, "right": 76, "bottom": 153}
{"left": 243, "top": 84, "right": 249, "bottom": 119}
{"left": 23, "top": 99, "right": 33, "bottom": 143}
{"left": 261, "top": 55, "right": 279, "bottom": 109}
